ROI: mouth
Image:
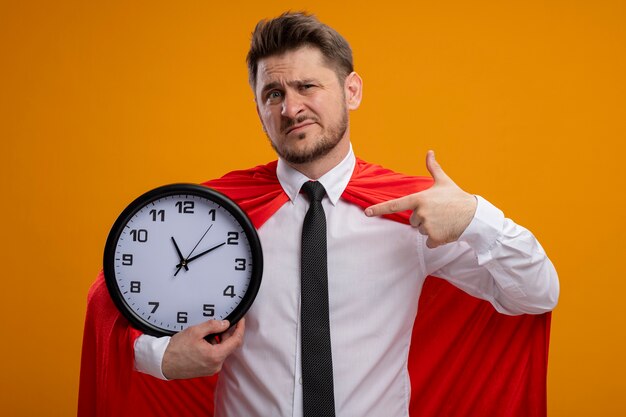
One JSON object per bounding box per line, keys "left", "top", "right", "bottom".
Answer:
{"left": 285, "top": 121, "right": 316, "bottom": 135}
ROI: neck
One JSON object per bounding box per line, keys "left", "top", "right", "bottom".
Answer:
{"left": 287, "top": 136, "right": 351, "bottom": 180}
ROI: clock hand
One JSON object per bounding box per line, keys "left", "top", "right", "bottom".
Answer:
{"left": 174, "top": 224, "right": 213, "bottom": 277}
{"left": 186, "top": 224, "right": 213, "bottom": 259}
{"left": 174, "top": 262, "right": 186, "bottom": 277}
{"left": 178, "top": 242, "right": 226, "bottom": 267}
{"left": 171, "top": 237, "right": 189, "bottom": 271}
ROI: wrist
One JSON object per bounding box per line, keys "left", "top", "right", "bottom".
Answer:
{"left": 458, "top": 195, "right": 504, "bottom": 257}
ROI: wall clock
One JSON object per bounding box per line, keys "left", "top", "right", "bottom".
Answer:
{"left": 103, "top": 183, "right": 262, "bottom": 337}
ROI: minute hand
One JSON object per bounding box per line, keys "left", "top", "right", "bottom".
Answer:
{"left": 179, "top": 242, "right": 226, "bottom": 267}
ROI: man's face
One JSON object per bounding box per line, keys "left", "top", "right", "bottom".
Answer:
{"left": 254, "top": 46, "right": 352, "bottom": 165}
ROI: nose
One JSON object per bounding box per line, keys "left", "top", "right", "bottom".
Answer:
{"left": 281, "top": 92, "right": 305, "bottom": 119}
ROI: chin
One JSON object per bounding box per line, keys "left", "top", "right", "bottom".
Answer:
{"left": 275, "top": 139, "right": 338, "bottom": 165}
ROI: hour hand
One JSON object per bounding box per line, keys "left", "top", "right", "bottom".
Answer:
{"left": 171, "top": 237, "right": 188, "bottom": 271}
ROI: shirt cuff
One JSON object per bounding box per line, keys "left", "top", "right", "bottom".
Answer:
{"left": 134, "top": 334, "right": 171, "bottom": 380}
{"left": 457, "top": 195, "right": 504, "bottom": 263}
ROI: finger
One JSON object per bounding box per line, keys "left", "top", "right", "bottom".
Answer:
{"left": 417, "top": 224, "right": 428, "bottom": 236}
{"left": 221, "top": 318, "right": 245, "bottom": 342}
{"left": 365, "top": 194, "right": 417, "bottom": 217}
{"left": 194, "top": 319, "right": 230, "bottom": 338}
{"left": 410, "top": 211, "right": 427, "bottom": 235}
{"left": 409, "top": 209, "right": 423, "bottom": 228}
{"left": 426, "top": 237, "right": 440, "bottom": 249}
{"left": 425, "top": 150, "right": 451, "bottom": 184}
{"left": 216, "top": 319, "right": 245, "bottom": 353}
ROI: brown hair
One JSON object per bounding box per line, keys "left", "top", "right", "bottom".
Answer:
{"left": 246, "top": 12, "right": 354, "bottom": 89}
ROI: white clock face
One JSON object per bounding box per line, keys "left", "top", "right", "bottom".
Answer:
{"left": 106, "top": 187, "right": 261, "bottom": 335}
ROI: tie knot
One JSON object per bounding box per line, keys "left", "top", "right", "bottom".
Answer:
{"left": 301, "top": 181, "right": 326, "bottom": 202}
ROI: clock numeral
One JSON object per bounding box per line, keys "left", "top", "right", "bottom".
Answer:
{"left": 130, "top": 281, "right": 141, "bottom": 293}
{"left": 175, "top": 201, "right": 195, "bottom": 214}
{"left": 223, "top": 285, "right": 236, "bottom": 298}
{"left": 208, "top": 209, "right": 216, "bottom": 221}
{"left": 203, "top": 304, "right": 215, "bottom": 317}
{"left": 130, "top": 229, "right": 148, "bottom": 242}
{"left": 148, "top": 301, "right": 159, "bottom": 313}
{"left": 150, "top": 209, "right": 165, "bottom": 222}
{"left": 234, "top": 258, "right": 246, "bottom": 271}
{"left": 227, "top": 232, "right": 239, "bottom": 245}
{"left": 177, "top": 312, "right": 188, "bottom": 323}
{"left": 122, "top": 254, "right": 133, "bottom": 266}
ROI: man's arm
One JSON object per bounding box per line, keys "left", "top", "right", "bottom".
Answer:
{"left": 365, "top": 151, "right": 559, "bottom": 314}
{"left": 135, "top": 319, "right": 245, "bottom": 380}
{"left": 420, "top": 196, "right": 558, "bottom": 314}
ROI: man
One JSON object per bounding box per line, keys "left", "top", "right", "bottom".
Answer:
{"left": 130, "top": 11, "right": 559, "bottom": 416}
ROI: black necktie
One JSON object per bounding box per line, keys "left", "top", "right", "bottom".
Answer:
{"left": 301, "top": 181, "right": 336, "bottom": 417}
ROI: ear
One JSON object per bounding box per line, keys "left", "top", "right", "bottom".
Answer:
{"left": 344, "top": 71, "right": 363, "bottom": 110}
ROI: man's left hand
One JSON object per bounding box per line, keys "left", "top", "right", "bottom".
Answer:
{"left": 365, "top": 150, "right": 477, "bottom": 248}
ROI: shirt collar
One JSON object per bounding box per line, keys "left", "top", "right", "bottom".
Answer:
{"left": 276, "top": 144, "right": 356, "bottom": 206}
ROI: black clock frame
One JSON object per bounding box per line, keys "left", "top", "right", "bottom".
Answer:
{"left": 103, "top": 183, "right": 263, "bottom": 338}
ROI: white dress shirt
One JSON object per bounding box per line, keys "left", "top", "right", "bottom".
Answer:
{"left": 135, "top": 146, "right": 559, "bottom": 417}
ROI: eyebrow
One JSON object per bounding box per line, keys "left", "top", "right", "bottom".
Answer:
{"left": 260, "top": 82, "right": 282, "bottom": 97}
{"left": 260, "top": 79, "right": 319, "bottom": 96}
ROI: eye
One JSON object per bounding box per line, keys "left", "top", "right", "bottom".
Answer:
{"left": 266, "top": 90, "right": 283, "bottom": 103}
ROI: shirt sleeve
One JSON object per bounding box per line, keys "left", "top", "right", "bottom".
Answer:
{"left": 134, "top": 334, "right": 171, "bottom": 380}
{"left": 422, "top": 195, "right": 560, "bottom": 315}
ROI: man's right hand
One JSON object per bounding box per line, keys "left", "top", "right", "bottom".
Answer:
{"left": 162, "top": 318, "right": 245, "bottom": 379}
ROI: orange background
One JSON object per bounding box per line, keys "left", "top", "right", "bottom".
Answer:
{"left": 1, "top": 1, "right": 624, "bottom": 416}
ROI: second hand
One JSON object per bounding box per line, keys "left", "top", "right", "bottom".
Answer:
{"left": 174, "top": 224, "right": 213, "bottom": 277}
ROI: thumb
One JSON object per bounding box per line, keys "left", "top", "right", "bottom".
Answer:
{"left": 425, "top": 150, "right": 450, "bottom": 183}
{"left": 195, "top": 319, "right": 230, "bottom": 337}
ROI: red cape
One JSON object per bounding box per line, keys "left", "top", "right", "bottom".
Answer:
{"left": 78, "top": 159, "right": 551, "bottom": 417}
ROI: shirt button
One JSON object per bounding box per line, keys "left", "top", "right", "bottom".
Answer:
{"left": 299, "top": 376, "right": 303, "bottom": 385}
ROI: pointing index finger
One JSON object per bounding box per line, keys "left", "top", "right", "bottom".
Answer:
{"left": 365, "top": 194, "right": 417, "bottom": 217}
